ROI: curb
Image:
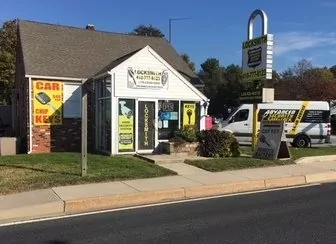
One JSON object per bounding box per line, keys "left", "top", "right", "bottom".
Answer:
{"left": 2, "top": 172, "right": 336, "bottom": 223}
{"left": 63, "top": 175, "right": 316, "bottom": 215}
{"left": 0, "top": 201, "right": 64, "bottom": 223}
{"left": 295, "top": 155, "right": 336, "bottom": 164}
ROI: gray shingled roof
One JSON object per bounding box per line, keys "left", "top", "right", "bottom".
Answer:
{"left": 18, "top": 20, "right": 204, "bottom": 87}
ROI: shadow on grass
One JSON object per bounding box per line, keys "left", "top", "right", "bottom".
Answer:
{"left": 0, "top": 164, "right": 80, "bottom": 176}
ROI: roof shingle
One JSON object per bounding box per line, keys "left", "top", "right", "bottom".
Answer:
{"left": 18, "top": 20, "right": 204, "bottom": 86}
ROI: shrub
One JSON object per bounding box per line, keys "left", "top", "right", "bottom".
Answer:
{"left": 173, "top": 125, "right": 198, "bottom": 143}
{"left": 197, "top": 129, "right": 240, "bottom": 158}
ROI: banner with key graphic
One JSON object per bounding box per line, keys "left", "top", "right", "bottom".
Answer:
{"left": 182, "top": 103, "right": 196, "bottom": 127}
{"left": 33, "top": 80, "right": 63, "bottom": 125}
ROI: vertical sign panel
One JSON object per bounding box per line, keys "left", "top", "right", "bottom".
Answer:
{"left": 138, "top": 101, "right": 155, "bottom": 150}
{"left": 33, "top": 80, "right": 63, "bottom": 125}
{"left": 118, "top": 99, "right": 135, "bottom": 152}
{"left": 182, "top": 103, "right": 196, "bottom": 127}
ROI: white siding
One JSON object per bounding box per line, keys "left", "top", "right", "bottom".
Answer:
{"left": 112, "top": 47, "right": 205, "bottom": 101}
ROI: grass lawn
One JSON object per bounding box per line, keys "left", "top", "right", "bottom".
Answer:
{"left": 186, "top": 146, "right": 336, "bottom": 173}
{"left": 0, "top": 153, "right": 176, "bottom": 195}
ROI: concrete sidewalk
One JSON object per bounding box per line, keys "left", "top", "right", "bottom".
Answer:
{"left": 1, "top": 156, "right": 336, "bottom": 224}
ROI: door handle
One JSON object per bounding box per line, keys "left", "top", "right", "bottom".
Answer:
{"left": 244, "top": 123, "right": 248, "bottom": 126}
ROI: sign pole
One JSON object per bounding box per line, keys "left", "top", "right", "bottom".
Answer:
{"left": 81, "top": 79, "right": 87, "bottom": 176}
{"left": 252, "top": 103, "right": 258, "bottom": 150}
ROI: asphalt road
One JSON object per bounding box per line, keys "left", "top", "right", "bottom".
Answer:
{"left": 1, "top": 183, "right": 336, "bottom": 244}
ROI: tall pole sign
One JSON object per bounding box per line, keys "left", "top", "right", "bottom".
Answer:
{"left": 241, "top": 9, "right": 274, "bottom": 150}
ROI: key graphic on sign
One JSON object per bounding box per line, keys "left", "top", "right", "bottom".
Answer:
{"left": 259, "top": 134, "right": 270, "bottom": 146}
{"left": 35, "top": 92, "right": 59, "bottom": 114}
{"left": 128, "top": 68, "right": 137, "bottom": 85}
{"left": 187, "top": 109, "right": 193, "bottom": 124}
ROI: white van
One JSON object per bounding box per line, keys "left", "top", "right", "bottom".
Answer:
{"left": 214, "top": 101, "right": 331, "bottom": 147}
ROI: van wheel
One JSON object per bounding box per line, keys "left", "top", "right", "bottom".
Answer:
{"left": 293, "top": 135, "right": 310, "bottom": 148}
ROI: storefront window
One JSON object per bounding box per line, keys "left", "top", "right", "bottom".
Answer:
{"left": 96, "top": 77, "right": 111, "bottom": 152}
{"left": 97, "top": 77, "right": 111, "bottom": 99}
{"left": 158, "top": 100, "right": 179, "bottom": 140}
{"left": 118, "top": 99, "right": 135, "bottom": 152}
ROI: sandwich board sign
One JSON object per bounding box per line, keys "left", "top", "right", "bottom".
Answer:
{"left": 253, "top": 120, "right": 291, "bottom": 160}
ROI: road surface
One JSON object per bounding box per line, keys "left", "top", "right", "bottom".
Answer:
{"left": 1, "top": 183, "right": 336, "bottom": 243}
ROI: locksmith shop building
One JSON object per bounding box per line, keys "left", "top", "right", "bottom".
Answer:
{"left": 13, "top": 20, "right": 209, "bottom": 155}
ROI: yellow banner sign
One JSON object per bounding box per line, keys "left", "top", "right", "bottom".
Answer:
{"left": 118, "top": 99, "right": 135, "bottom": 151}
{"left": 33, "top": 80, "right": 63, "bottom": 125}
{"left": 183, "top": 103, "right": 196, "bottom": 127}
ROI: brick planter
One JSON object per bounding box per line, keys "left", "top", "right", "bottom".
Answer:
{"left": 160, "top": 141, "right": 199, "bottom": 156}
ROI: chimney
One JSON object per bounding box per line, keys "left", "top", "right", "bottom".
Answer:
{"left": 86, "top": 24, "right": 95, "bottom": 30}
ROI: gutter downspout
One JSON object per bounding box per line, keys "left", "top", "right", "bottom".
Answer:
{"left": 28, "top": 76, "right": 32, "bottom": 154}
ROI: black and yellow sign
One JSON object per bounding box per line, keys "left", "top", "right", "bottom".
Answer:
{"left": 118, "top": 99, "right": 135, "bottom": 152}
{"left": 289, "top": 101, "right": 308, "bottom": 135}
{"left": 138, "top": 101, "right": 155, "bottom": 150}
{"left": 240, "top": 88, "right": 263, "bottom": 104}
{"left": 182, "top": 103, "right": 196, "bottom": 127}
{"left": 33, "top": 80, "right": 63, "bottom": 125}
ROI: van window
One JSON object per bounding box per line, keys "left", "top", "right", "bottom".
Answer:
{"left": 230, "top": 109, "right": 249, "bottom": 123}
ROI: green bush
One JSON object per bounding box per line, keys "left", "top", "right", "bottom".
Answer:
{"left": 173, "top": 125, "right": 198, "bottom": 143}
{"left": 197, "top": 129, "right": 241, "bottom": 158}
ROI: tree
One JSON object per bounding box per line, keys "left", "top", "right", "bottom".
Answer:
{"left": 292, "top": 58, "right": 313, "bottom": 77}
{"left": 330, "top": 65, "right": 336, "bottom": 79}
{"left": 180, "top": 53, "right": 195, "bottom": 72}
{"left": 274, "top": 59, "right": 336, "bottom": 101}
{"left": 0, "top": 19, "right": 17, "bottom": 105}
{"left": 130, "top": 24, "right": 165, "bottom": 37}
{"left": 298, "top": 68, "right": 336, "bottom": 100}
{"left": 199, "top": 58, "right": 224, "bottom": 98}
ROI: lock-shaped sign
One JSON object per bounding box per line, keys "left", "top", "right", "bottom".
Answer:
{"left": 241, "top": 9, "right": 274, "bottom": 83}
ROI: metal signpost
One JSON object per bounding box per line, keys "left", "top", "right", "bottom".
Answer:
{"left": 81, "top": 79, "right": 87, "bottom": 176}
{"left": 241, "top": 9, "right": 274, "bottom": 151}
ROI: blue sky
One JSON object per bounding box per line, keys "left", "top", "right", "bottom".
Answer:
{"left": 1, "top": 0, "right": 336, "bottom": 72}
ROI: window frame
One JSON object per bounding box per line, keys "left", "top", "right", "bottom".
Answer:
{"left": 63, "top": 82, "right": 82, "bottom": 119}
{"left": 230, "top": 109, "right": 249, "bottom": 123}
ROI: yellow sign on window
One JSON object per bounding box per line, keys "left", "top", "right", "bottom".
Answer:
{"left": 183, "top": 103, "right": 196, "bottom": 127}
{"left": 33, "top": 80, "right": 63, "bottom": 125}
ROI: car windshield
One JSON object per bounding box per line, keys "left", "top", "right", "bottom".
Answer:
{"left": 225, "top": 108, "right": 238, "bottom": 121}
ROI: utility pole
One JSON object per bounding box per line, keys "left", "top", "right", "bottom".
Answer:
{"left": 168, "top": 17, "right": 190, "bottom": 43}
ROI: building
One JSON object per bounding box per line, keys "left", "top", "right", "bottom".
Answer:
{"left": 13, "top": 20, "right": 209, "bottom": 155}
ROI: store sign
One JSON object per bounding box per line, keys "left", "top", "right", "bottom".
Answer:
{"left": 127, "top": 67, "right": 169, "bottom": 89}
{"left": 253, "top": 120, "right": 290, "bottom": 160}
{"left": 33, "top": 80, "right": 63, "bottom": 125}
{"left": 242, "top": 34, "right": 273, "bottom": 82}
{"left": 182, "top": 103, "right": 196, "bottom": 127}
{"left": 239, "top": 87, "right": 263, "bottom": 104}
{"left": 138, "top": 101, "right": 155, "bottom": 150}
{"left": 118, "top": 99, "right": 135, "bottom": 152}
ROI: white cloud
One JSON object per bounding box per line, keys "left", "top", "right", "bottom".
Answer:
{"left": 274, "top": 31, "right": 336, "bottom": 56}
